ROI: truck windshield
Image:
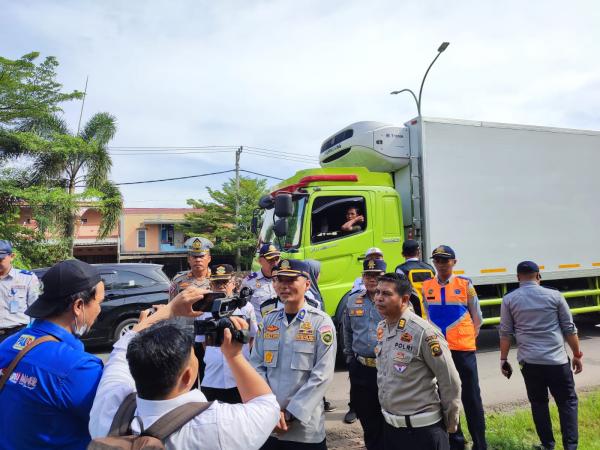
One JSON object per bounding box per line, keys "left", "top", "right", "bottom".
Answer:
{"left": 258, "top": 197, "right": 306, "bottom": 251}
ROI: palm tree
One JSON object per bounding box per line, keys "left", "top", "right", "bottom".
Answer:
{"left": 17, "top": 112, "right": 123, "bottom": 255}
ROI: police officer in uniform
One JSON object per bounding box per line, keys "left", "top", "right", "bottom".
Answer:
{"left": 170, "top": 236, "right": 213, "bottom": 381}
{"left": 375, "top": 272, "right": 461, "bottom": 450}
{"left": 242, "top": 243, "right": 280, "bottom": 324}
{"left": 0, "top": 240, "right": 39, "bottom": 342}
{"left": 199, "top": 264, "right": 258, "bottom": 404}
{"left": 422, "top": 245, "right": 487, "bottom": 450}
{"left": 250, "top": 259, "right": 336, "bottom": 450}
{"left": 169, "top": 237, "right": 213, "bottom": 299}
{"left": 343, "top": 258, "right": 387, "bottom": 449}
{"left": 395, "top": 240, "right": 434, "bottom": 318}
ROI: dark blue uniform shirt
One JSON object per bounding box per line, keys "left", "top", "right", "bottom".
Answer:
{"left": 0, "top": 320, "right": 103, "bottom": 449}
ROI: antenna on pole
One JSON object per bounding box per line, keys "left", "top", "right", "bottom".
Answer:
{"left": 76, "top": 76, "right": 89, "bottom": 136}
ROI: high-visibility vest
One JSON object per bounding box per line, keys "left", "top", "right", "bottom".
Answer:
{"left": 422, "top": 276, "right": 476, "bottom": 351}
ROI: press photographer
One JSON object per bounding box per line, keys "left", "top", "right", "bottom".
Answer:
{"left": 89, "top": 284, "right": 278, "bottom": 449}
{"left": 197, "top": 264, "right": 258, "bottom": 403}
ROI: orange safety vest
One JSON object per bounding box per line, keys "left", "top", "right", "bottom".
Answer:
{"left": 422, "top": 276, "right": 476, "bottom": 351}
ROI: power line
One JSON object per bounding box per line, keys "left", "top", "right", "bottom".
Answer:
{"left": 240, "top": 169, "right": 284, "bottom": 180}
{"left": 115, "top": 169, "right": 235, "bottom": 186}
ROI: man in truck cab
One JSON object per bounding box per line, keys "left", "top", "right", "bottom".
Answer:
{"left": 341, "top": 206, "right": 364, "bottom": 233}
{"left": 422, "top": 245, "right": 487, "bottom": 450}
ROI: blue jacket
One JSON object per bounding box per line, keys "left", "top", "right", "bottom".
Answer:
{"left": 0, "top": 320, "right": 103, "bottom": 450}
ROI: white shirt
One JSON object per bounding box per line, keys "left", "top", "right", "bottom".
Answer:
{"left": 89, "top": 331, "right": 279, "bottom": 450}
{"left": 241, "top": 271, "right": 277, "bottom": 324}
{"left": 201, "top": 303, "right": 258, "bottom": 389}
{"left": 0, "top": 267, "right": 39, "bottom": 328}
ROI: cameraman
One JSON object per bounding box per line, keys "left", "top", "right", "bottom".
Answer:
{"left": 89, "top": 286, "right": 279, "bottom": 449}
{"left": 200, "top": 264, "right": 258, "bottom": 403}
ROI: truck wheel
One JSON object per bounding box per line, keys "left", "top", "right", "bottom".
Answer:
{"left": 113, "top": 317, "right": 139, "bottom": 342}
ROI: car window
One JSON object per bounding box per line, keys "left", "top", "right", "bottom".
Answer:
{"left": 114, "top": 270, "right": 157, "bottom": 289}
{"left": 99, "top": 272, "right": 117, "bottom": 290}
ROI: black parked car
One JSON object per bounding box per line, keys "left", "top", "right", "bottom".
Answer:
{"left": 33, "top": 263, "right": 170, "bottom": 346}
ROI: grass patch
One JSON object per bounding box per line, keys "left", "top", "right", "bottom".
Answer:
{"left": 462, "top": 390, "right": 600, "bottom": 449}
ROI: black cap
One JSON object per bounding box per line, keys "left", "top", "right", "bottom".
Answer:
{"left": 210, "top": 264, "right": 234, "bottom": 281}
{"left": 273, "top": 259, "right": 310, "bottom": 278}
{"left": 517, "top": 260, "right": 540, "bottom": 274}
{"left": 402, "top": 239, "right": 419, "bottom": 254}
{"left": 363, "top": 259, "right": 387, "bottom": 273}
{"left": 431, "top": 245, "right": 456, "bottom": 259}
{"left": 25, "top": 259, "right": 101, "bottom": 318}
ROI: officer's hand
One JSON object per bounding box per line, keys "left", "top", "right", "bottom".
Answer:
{"left": 356, "top": 215, "right": 364, "bottom": 223}
{"left": 572, "top": 356, "right": 583, "bottom": 374}
{"left": 500, "top": 360, "right": 513, "bottom": 379}
{"left": 221, "top": 316, "right": 248, "bottom": 359}
{"left": 274, "top": 411, "right": 289, "bottom": 434}
{"left": 170, "top": 286, "right": 209, "bottom": 318}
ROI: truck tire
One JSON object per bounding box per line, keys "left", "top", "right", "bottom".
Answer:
{"left": 113, "top": 317, "right": 139, "bottom": 342}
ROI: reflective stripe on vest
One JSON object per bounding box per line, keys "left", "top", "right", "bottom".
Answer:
{"left": 423, "top": 276, "right": 476, "bottom": 351}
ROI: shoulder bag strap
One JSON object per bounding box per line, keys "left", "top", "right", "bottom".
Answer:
{"left": 108, "top": 392, "right": 138, "bottom": 436}
{"left": 0, "top": 335, "right": 60, "bottom": 392}
{"left": 143, "top": 401, "right": 214, "bottom": 441}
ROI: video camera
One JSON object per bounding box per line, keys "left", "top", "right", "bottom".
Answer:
{"left": 194, "top": 287, "right": 254, "bottom": 347}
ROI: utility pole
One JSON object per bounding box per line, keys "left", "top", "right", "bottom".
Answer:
{"left": 234, "top": 146, "right": 242, "bottom": 271}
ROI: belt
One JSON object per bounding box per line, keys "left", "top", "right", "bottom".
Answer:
{"left": 0, "top": 325, "right": 26, "bottom": 336}
{"left": 356, "top": 355, "right": 377, "bottom": 368}
{"left": 382, "top": 408, "right": 442, "bottom": 428}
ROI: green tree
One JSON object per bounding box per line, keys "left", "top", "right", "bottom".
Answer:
{"left": 0, "top": 52, "right": 122, "bottom": 259}
{"left": 180, "top": 176, "right": 268, "bottom": 270}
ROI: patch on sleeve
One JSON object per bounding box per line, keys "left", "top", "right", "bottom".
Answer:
{"left": 13, "top": 334, "right": 36, "bottom": 351}
{"left": 318, "top": 324, "right": 332, "bottom": 334}
{"left": 428, "top": 339, "right": 442, "bottom": 357}
{"left": 320, "top": 328, "right": 334, "bottom": 345}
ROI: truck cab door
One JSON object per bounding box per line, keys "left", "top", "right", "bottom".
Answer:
{"left": 304, "top": 191, "right": 373, "bottom": 315}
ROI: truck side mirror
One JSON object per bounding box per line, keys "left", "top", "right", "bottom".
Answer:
{"left": 273, "top": 218, "right": 288, "bottom": 237}
{"left": 258, "top": 195, "right": 275, "bottom": 210}
{"left": 274, "top": 194, "right": 293, "bottom": 218}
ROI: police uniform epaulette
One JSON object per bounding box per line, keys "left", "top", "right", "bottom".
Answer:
{"left": 305, "top": 297, "right": 320, "bottom": 309}
{"left": 304, "top": 303, "right": 329, "bottom": 318}
{"left": 19, "top": 269, "right": 33, "bottom": 275}
{"left": 245, "top": 272, "right": 258, "bottom": 281}
{"left": 172, "top": 271, "right": 190, "bottom": 282}
{"left": 260, "top": 297, "right": 279, "bottom": 317}
{"left": 265, "top": 302, "right": 284, "bottom": 316}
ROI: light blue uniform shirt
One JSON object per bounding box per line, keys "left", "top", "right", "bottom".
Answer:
{"left": 499, "top": 281, "right": 577, "bottom": 365}
{"left": 343, "top": 290, "right": 382, "bottom": 358}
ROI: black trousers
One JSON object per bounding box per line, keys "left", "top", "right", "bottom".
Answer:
{"left": 260, "top": 437, "right": 327, "bottom": 450}
{"left": 383, "top": 420, "right": 449, "bottom": 450}
{"left": 521, "top": 361, "right": 578, "bottom": 450}
{"left": 348, "top": 358, "right": 384, "bottom": 450}
{"left": 193, "top": 342, "right": 206, "bottom": 383}
{"left": 201, "top": 386, "right": 242, "bottom": 404}
{"left": 449, "top": 350, "right": 487, "bottom": 450}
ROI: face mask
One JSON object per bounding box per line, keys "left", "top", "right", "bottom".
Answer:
{"left": 72, "top": 307, "right": 89, "bottom": 338}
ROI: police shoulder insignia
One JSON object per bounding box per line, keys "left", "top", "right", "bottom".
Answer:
{"left": 398, "top": 318, "right": 406, "bottom": 329}
{"left": 429, "top": 339, "right": 442, "bottom": 357}
{"left": 13, "top": 334, "right": 36, "bottom": 351}
{"left": 377, "top": 326, "right": 384, "bottom": 341}
{"left": 19, "top": 270, "right": 33, "bottom": 275}
{"left": 320, "top": 329, "right": 333, "bottom": 345}
{"left": 297, "top": 309, "right": 306, "bottom": 321}
{"left": 318, "top": 324, "right": 332, "bottom": 334}
{"left": 246, "top": 272, "right": 258, "bottom": 280}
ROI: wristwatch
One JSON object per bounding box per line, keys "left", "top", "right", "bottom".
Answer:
{"left": 573, "top": 351, "right": 583, "bottom": 359}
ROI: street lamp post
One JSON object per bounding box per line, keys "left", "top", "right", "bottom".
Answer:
{"left": 390, "top": 41, "right": 450, "bottom": 117}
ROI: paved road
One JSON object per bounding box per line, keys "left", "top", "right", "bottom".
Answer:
{"left": 93, "top": 317, "right": 600, "bottom": 449}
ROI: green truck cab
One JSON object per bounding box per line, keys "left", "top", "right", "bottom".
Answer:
{"left": 257, "top": 167, "right": 405, "bottom": 318}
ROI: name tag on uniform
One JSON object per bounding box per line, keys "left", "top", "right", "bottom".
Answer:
{"left": 349, "top": 308, "right": 364, "bottom": 316}
{"left": 9, "top": 299, "right": 19, "bottom": 314}
{"left": 264, "top": 332, "right": 280, "bottom": 340}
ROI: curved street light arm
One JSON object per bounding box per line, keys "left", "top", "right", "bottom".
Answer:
{"left": 390, "top": 88, "right": 419, "bottom": 115}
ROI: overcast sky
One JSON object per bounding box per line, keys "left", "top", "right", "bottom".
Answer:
{"left": 2, "top": 0, "right": 599, "bottom": 207}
